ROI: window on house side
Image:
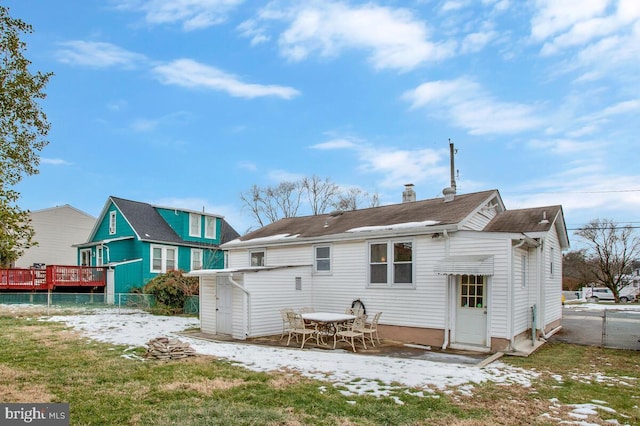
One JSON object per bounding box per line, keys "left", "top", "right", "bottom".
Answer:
{"left": 189, "top": 213, "right": 201, "bottom": 237}
{"left": 250, "top": 250, "right": 265, "bottom": 267}
{"left": 109, "top": 211, "right": 116, "bottom": 235}
{"left": 151, "top": 245, "right": 178, "bottom": 273}
{"left": 550, "top": 247, "right": 554, "bottom": 277}
{"left": 369, "top": 240, "right": 414, "bottom": 286}
{"left": 191, "top": 249, "right": 203, "bottom": 270}
{"left": 314, "top": 245, "right": 331, "bottom": 273}
{"left": 370, "top": 243, "right": 388, "bottom": 284}
{"left": 152, "top": 247, "right": 162, "bottom": 271}
{"left": 205, "top": 216, "right": 216, "bottom": 239}
{"left": 166, "top": 248, "right": 176, "bottom": 271}
{"left": 96, "top": 247, "right": 103, "bottom": 266}
{"left": 393, "top": 242, "right": 413, "bottom": 283}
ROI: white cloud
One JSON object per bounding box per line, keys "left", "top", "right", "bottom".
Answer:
{"left": 55, "top": 41, "right": 146, "bottom": 69}
{"left": 402, "top": 78, "right": 543, "bottom": 135}
{"left": 310, "top": 139, "right": 358, "bottom": 150}
{"left": 238, "top": 161, "right": 257, "bottom": 171}
{"left": 527, "top": 138, "right": 604, "bottom": 155}
{"left": 530, "top": 0, "right": 610, "bottom": 42}
{"left": 244, "top": 1, "right": 454, "bottom": 71}
{"left": 114, "top": 0, "right": 244, "bottom": 31}
{"left": 530, "top": 0, "right": 640, "bottom": 81}
{"left": 460, "top": 30, "right": 497, "bottom": 54}
{"left": 313, "top": 138, "right": 448, "bottom": 189}
{"left": 152, "top": 59, "right": 300, "bottom": 99}
{"left": 130, "top": 111, "right": 192, "bottom": 133}
{"left": 41, "top": 158, "right": 72, "bottom": 166}
{"left": 267, "top": 169, "right": 305, "bottom": 182}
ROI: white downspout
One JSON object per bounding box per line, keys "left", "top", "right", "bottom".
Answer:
{"left": 442, "top": 229, "right": 451, "bottom": 350}
{"left": 228, "top": 275, "right": 251, "bottom": 338}
{"left": 508, "top": 239, "right": 516, "bottom": 350}
{"left": 537, "top": 239, "right": 545, "bottom": 338}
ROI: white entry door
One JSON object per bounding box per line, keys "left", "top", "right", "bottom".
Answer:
{"left": 216, "top": 280, "right": 233, "bottom": 335}
{"left": 455, "top": 275, "right": 487, "bottom": 347}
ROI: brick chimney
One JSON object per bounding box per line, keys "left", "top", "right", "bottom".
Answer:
{"left": 402, "top": 184, "right": 416, "bottom": 203}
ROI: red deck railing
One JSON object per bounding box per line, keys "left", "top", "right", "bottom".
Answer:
{"left": 0, "top": 265, "right": 107, "bottom": 291}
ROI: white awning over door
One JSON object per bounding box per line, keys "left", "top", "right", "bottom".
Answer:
{"left": 434, "top": 255, "right": 494, "bottom": 276}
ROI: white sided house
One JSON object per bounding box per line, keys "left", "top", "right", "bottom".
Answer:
{"left": 15, "top": 205, "right": 96, "bottom": 268}
{"left": 190, "top": 186, "right": 569, "bottom": 353}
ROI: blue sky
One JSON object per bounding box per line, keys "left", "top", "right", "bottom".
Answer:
{"left": 6, "top": 0, "right": 640, "bottom": 237}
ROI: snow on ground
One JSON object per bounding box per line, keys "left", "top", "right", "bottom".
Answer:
{"left": 33, "top": 307, "right": 536, "bottom": 397}
{"left": 1, "top": 302, "right": 635, "bottom": 423}
{"left": 564, "top": 301, "right": 640, "bottom": 312}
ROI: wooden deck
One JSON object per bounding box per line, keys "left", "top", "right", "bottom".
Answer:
{"left": 0, "top": 265, "right": 107, "bottom": 291}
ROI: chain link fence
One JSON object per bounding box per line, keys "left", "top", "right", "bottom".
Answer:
{"left": 0, "top": 292, "right": 200, "bottom": 315}
{"left": 602, "top": 309, "right": 640, "bottom": 350}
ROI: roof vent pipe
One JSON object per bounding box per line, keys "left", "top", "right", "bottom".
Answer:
{"left": 539, "top": 211, "right": 549, "bottom": 224}
{"left": 402, "top": 183, "right": 416, "bottom": 203}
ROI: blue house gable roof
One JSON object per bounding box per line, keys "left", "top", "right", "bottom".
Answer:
{"left": 82, "top": 196, "right": 240, "bottom": 247}
{"left": 112, "top": 197, "right": 184, "bottom": 244}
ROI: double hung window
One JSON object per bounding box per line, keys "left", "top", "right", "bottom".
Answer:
{"left": 189, "top": 213, "right": 201, "bottom": 237}
{"left": 151, "top": 245, "right": 177, "bottom": 273}
{"left": 205, "top": 216, "right": 216, "bottom": 239}
{"left": 191, "top": 249, "right": 203, "bottom": 270}
{"left": 314, "top": 245, "right": 331, "bottom": 273}
{"left": 369, "top": 240, "right": 414, "bottom": 287}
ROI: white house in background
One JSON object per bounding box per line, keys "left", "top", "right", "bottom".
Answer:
{"left": 15, "top": 205, "right": 95, "bottom": 268}
{"left": 189, "top": 185, "right": 569, "bottom": 354}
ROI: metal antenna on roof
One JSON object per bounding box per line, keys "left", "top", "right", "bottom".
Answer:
{"left": 443, "top": 139, "right": 457, "bottom": 202}
{"left": 449, "top": 139, "right": 457, "bottom": 192}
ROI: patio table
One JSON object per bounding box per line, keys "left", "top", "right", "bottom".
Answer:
{"left": 301, "top": 312, "right": 355, "bottom": 344}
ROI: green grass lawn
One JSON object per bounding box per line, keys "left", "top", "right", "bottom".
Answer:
{"left": 0, "top": 314, "right": 638, "bottom": 425}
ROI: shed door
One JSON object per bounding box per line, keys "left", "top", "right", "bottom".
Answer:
{"left": 216, "top": 280, "right": 233, "bottom": 335}
{"left": 455, "top": 275, "right": 487, "bottom": 346}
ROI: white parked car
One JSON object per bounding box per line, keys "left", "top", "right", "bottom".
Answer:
{"left": 585, "top": 287, "right": 636, "bottom": 303}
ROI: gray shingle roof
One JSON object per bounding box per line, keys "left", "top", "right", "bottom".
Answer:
{"left": 236, "top": 190, "right": 498, "bottom": 241}
{"left": 111, "top": 197, "right": 240, "bottom": 246}
{"left": 111, "top": 197, "right": 184, "bottom": 243}
{"left": 484, "top": 205, "right": 563, "bottom": 233}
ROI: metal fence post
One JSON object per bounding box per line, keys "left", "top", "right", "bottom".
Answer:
{"left": 601, "top": 308, "right": 607, "bottom": 348}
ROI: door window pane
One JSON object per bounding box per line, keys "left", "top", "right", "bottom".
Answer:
{"left": 460, "top": 275, "right": 485, "bottom": 308}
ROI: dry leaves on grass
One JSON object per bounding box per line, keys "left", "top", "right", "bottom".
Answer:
{"left": 160, "top": 378, "right": 246, "bottom": 393}
{"left": 0, "top": 364, "right": 55, "bottom": 403}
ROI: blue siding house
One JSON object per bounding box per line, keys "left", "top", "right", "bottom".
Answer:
{"left": 76, "top": 196, "right": 239, "bottom": 294}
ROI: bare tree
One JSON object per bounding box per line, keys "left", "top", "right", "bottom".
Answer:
{"left": 239, "top": 185, "right": 267, "bottom": 228}
{"left": 333, "top": 187, "right": 380, "bottom": 211}
{"left": 240, "top": 181, "right": 303, "bottom": 228}
{"left": 302, "top": 175, "right": 340, "bottom": 215}
{"left": 575, "top": 218, "right": 640, "bottom": 302}
{"left": 268, "top": 181, "right": 303, "bottom": 219}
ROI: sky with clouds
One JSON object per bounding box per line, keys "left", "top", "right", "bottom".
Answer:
{"left": 6, "top": 0, "right": 640, "bottom": 239}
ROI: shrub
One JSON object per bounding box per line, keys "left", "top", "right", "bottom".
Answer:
{"left": 142, "top": 270, "right": 198, "bottom": 315}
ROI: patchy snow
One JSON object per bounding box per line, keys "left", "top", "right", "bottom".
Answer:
{"left": 564, "top": 302, "right": 640, "bottom": 312}
{"left": 346, "top": 220, "right": 440, "bottom": 233}
{"left": 22, "top": 307, "right": 536, "bottom": 397}
{"left": 225, "top": 233, "right": 300, "bottom": 245}
{"left": 1, "top": 303, "right": 633, "bottom": 423}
